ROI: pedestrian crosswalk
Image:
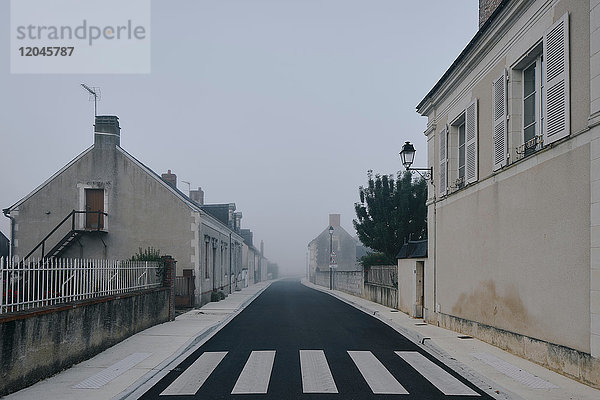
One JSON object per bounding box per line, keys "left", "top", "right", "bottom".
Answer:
{"left": 160, "top": 349, "right": 481, "bottom": 396}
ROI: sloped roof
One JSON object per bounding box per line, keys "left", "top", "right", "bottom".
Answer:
{"left": 396, "top": 240, "right": 428, "bottom": 259}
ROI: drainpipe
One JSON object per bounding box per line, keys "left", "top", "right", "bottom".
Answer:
{"left": 2, "top": 208, "right": 15, "bottom": 260}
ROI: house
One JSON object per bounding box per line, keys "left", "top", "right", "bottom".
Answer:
{"left": 396, "top": 240, "right": 427, "bottom": 318}
{"left": 308, "top": 214, "right": 362, "bottom": 287}
{"left": 239, "top": 229, "right": 267, "bottom": 285}
{"left": 415, "top": 0, "right": 600, "bottom": 385}
{"left": 2, "top": 115, "right": 246, "bottom": 306}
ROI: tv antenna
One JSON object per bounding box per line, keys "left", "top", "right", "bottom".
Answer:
{"left": 81, "top": 83, "right": 101, "bottom": 116}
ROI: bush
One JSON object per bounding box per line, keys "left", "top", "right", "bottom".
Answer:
{"left": 211, "top": 290, "right": 226, "bottom": 302}
{"left": 359, "top": 252, "right": 394, "bottom": 268}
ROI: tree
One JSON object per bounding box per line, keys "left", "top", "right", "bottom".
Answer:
{"left": 353, "top": 170, "right": 427, "bottom": 262}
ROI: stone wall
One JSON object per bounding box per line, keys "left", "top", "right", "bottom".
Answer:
{"left": 314, "top": 270, "right": 362, "bottom": 297}
{"left": 363, "top": 283, "right": 398, "bottom": 309}
{"left": 0, "top": 288, "right": 170, "bottom": 397}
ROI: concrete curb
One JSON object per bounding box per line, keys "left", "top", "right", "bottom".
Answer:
{"left": 112, "top": 282, "right": 272, "bottom": 400}
{"left": 301, "top": 279, "right": 524, "bottom": 400}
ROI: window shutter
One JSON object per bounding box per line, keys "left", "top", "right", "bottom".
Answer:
{"left": 492, "top": 71, "right": 507, "bottom": 171}
{"left": 439, "top": 126, "right": 447, "bottom": 196}
{"left": 465, "top": 99, "right": 478, "bottom": 184}
{"left": 543, "top": 13, "right": 569, "bottom": 145}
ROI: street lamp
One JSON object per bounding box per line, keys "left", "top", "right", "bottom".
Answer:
{"left": 399, "top": 141, "right": 433, "bottom": 183}
{"left": 329, "top": 226, "right": 334, "bottom": 290}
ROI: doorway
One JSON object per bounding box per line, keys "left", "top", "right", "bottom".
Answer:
{"left": 415, "top": 261, "right": 424, "bottom": 318}
{"left": 85, "top": 189, "right": 104, "bottom": 229}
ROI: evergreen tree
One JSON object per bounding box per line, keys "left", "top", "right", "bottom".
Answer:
{"left": 353, "top": 170, "right": 427, "bottom": 262}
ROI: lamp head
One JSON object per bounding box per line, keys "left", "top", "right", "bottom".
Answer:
{"left": 400, "top": 141, "right": 416, "bottom": 169}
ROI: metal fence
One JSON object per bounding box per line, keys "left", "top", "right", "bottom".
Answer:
{"left": 365, "top": 265, "right": 398, "bottom": 287}
{"left": 0, "top": 257, "right": 163, "bottom": 314}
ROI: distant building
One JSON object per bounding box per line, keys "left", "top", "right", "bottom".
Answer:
{"left": 308, "top": 214, "right": 362, "bottom": 286}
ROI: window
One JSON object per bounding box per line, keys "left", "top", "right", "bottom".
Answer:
{"left": 518, "top": 55, "right": 544, "bottom": 159}
{"left": 505, "top": 13, "right": 569, "bottom": 165}
{"left": 445, "top": 98, "right": 477, "bottom": 194}
{"left": 458, "top": 121, "right": 466, "bottom": 181}
{"left": 204, "top": 240, "right": 210, "bottom": 279}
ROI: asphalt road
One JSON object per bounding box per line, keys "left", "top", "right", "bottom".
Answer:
{"left": 138, "top": 279, "right": 492, "bottom": 399}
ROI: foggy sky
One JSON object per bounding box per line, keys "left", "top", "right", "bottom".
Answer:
{"left": 0, "top": 0, "right": 478, "bottom": 275}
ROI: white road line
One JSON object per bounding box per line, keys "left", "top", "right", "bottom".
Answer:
{"left": 396, "top": 351, "right": 480, "bottom": 396}
{"left": 160, "top": 351, "right": 227, "bottom": 396}
{"left": 471, "top": 353, "right": 559, "bottom": 389}
{"left": 231, "top": 350, "right": 276, "bottom": 394}
{"left": 73, "top": 353, "right": 151, "bottom": 389}
{"left": 300, "top": 350, "right": 338, "bottom": 393}
{"left": 348, "top": 351, "right": 409, "bottom": 394}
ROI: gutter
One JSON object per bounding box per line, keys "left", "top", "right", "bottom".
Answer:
{"left": 2, "top": 208, "right": 15, "bottom": 259}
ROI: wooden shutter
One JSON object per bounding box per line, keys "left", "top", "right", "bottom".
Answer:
{"left": 439, "top": 126, "right": 448, "bottom": 196}
{"left": 543, "top": 13, "right": 569, "bottom": 144}
{"left": 492, "top": 71, "right": 507, "bottom": 171}
{"left": 465, "top": 99, "right": 478, "bottom": 184}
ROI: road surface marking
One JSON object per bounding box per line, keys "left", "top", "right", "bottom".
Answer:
{"left": 396, "top": 351, "right": 480, "bottom": 396}
{"left": 300, "top": 350, "right": 338, "bottom": 393}
{"left": 471, "top": 353, "right": 558, "bottom": 389}
{"left": 231, "top": 350, "right": 276, "bottom": 394}
{"left": 160, "top": 351, "right": 227, "bottom": 396}
{"left": 72, "top": 352, "right": 151, "bottom": 389}
{"left": 348, "top": 351, "right": 409, "bottom": 394}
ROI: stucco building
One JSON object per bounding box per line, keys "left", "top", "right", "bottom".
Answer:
{"left": 415, "top": 0, "right": 600, "bottom": 386}
{"left": 308, "top": 214, "right": 362, "bottom": 286}
{"left": 2, "top": 116, "right": 245, "bottom": 306}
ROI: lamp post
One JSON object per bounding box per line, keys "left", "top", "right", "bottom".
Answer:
{"left": 399, "top": 141, "right": 433, "bottom": 184}
{"left": 328, "top": 225, "right": 334, "bottom": 290}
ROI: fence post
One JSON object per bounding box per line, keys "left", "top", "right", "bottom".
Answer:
{"left": 161, "top": 256, "right": 176, "bottom": 321}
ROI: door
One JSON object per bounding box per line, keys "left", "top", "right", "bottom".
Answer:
{"left": 85, "top": 189, "right": 104, "bottom": 229}
{"left": 415, "top": 261, "right": 424, "bottom": 318}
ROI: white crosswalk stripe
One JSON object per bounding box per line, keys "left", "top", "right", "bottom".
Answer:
{"left": 231, "top": 350, "right": 276, "bottom": 394}
{"left": 348, "top": 350, "right": 409, "bottom": 394}
{"left": 160, "top": 351, "right": 227, "bottom": 396}
{"left": 300, "top": 350, "right": 338, "bottom": 393}
{"left": 396, "top": 351, "right": 480, "bottom": 396}
{"left": 158, "top": 349, "right": 481, "bottom": 397}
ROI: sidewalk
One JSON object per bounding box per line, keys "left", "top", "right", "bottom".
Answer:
{"left": 303, "top": 279, "right": 600, "bottom": 400}
{"left": 3, "top": 281, "right": 272, "bottom": 400}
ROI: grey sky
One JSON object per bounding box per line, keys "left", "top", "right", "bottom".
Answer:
{"left": 0, "top": 0, "right": 478, "bottom": 275}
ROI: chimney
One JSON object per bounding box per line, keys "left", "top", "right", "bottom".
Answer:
{"left": 234, "top": 212, "right": 242, "bottom": 233}
{"left": 479, "top": 0, "right": 503, "bottom": 28}
{"left": 329, "top": 213, "right": 341, "bottom": 228}
{"left": 94, "top": 115, "right": 120, "bottom": 147}
{"left": 189, "top": 187, "right": 204, "bottom": 205}
{"left": 162, "top": 169, "right": 177, "bottom": 189}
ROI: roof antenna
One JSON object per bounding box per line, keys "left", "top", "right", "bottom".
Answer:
{"left": 81, "top": 83, "right": 101, "bottom": 117}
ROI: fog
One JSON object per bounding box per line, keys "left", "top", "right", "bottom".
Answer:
{"left": 0, "top": 0, "right": 478, "bottom": 276}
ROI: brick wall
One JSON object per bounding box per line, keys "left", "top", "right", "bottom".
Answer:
{"left": 479, "top": 0, "right": 503, "bottom": 27}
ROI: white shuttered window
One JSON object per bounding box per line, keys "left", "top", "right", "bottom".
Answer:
{"left": 543, "top": 13, "right": 569, "bottom": 144}
{"left": 439, "top": 126, "right": 448, "bottom": 196}
{"left": 465, "top": 99, "right": 478, "bottom": 184}
{"left": 492, "top": 70, "right": 507, "bottom": 171}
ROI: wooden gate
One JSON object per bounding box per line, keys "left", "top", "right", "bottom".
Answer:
{"left": 175, "top": 269, "right": 195, "bottom": 307}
